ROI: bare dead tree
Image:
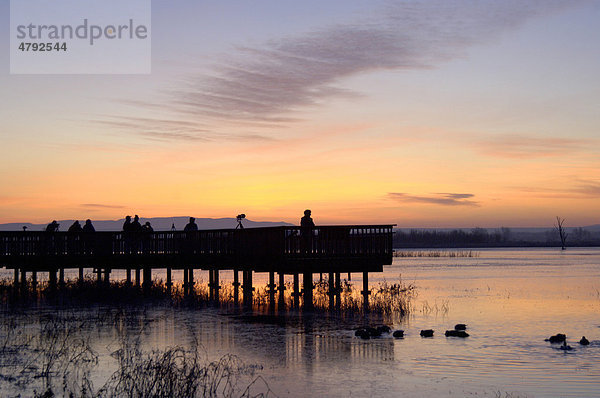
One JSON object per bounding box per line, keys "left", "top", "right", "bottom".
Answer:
{"left": 555, "top": 216, "right": 568, "bottom": 250}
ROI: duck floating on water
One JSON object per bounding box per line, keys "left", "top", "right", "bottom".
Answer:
{"left": 420, "top": 329, "right": 434, "bottom": 337}
{"left": 580, "top": 336, "right": 590, "bottom": 346}
{"left": 393, "top": 330, "right": 404, "bottom": 338}
{"left": 546, "top": 333, "right": 566, "bottom": 344}
{"left": 454, "top": 324, "right": 467, "bottom": 331}
{"left": 445, "top": 330, "right": 469, "bottom": 338}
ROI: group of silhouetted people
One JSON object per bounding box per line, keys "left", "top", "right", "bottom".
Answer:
{"left": 122, "top": 215, "right": 153, "bottom": 233}
{"left": 44, "top": 219, "right": 95, "bottom": 233}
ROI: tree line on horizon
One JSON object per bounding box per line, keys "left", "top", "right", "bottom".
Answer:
{"left": 393, "top": 227, "right": 599, "bottom": 248}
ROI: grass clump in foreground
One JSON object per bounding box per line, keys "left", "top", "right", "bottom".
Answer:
{"left": 0, "top": 307, "right": 274, "bottom": 398}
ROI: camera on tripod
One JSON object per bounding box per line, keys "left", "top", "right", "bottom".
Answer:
{"left": 236, "top": 213, "right": 246, "bottom": 229}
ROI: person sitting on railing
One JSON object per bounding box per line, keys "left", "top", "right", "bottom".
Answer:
{"left": 184, "top": 217, "right": 198, "bottom": 231}
{"left": 68, "top": 220, "right": 83, "bottom": 233}
{"left": 300, "top": 209, "right": 315, "bottom": 254}
{"left": 46, "top": 220, "right": 59, "bottom": 232}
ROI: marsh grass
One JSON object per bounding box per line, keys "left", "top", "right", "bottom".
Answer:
{"left": 0, "top": 273, "right": 415, "bottom": 319}
{"left": 0, "top": 308, "right": 274, "bottom": 398}
{"left": 393, "top": 250, "right": 479, "bottom": 258}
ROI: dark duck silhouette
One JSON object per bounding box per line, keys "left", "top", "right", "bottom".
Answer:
{"left": 420, "top": 329, "right": 434, "bottom": 337}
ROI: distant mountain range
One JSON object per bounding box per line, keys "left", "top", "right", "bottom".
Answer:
{"left": 395, "top": 225, "right": 600, "bottom": 233}
{"left": 0, "top": 217, "right": 294, "bottom": 231}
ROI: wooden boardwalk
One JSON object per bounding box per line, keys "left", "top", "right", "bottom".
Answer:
{"left": 0, "top": 225, "right": 394, "bottom": 308}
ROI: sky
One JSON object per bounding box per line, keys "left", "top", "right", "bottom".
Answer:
{"left": 1, "top": 0, "right": 599, "bottom": 227}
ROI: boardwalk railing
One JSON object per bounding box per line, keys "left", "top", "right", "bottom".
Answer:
{"left": 0, "top": 225, "right": 394, "bottom": 272}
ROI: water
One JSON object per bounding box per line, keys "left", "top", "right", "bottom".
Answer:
{"left": 2, "top": 248, "right": 600, "bottom": 397}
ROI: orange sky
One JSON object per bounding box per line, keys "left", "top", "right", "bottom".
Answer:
{"left": 1, "top": 1, "right": 599, "bottom": 227}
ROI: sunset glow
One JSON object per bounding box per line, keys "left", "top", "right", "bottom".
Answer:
{"left": 2, "top": 0, "right": 599, "bottom": 227}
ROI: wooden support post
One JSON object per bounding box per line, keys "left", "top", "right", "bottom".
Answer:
{"left": 79, "top": 267, "right": 84, "bottom": 286}
{"left": 214, "top": 269, "right": 220, "bottom": 302}
{"left": 303, "top": 272, "right": 313, "bottom": 310}
{"left": 143, "top": 267, "right": 152, "bottom": 293}
{"left": 278, "top": 273, "right": 285, "bottom": 307}
{"left": 104, "top": 268, "right": 110, "bottom": 285}
{"left": 96, "top": 269, "right": 102, "bottom": 284}
{"left": 13, "top": 268, "right": 19, "bottom": 289}
{"left": 59, "top": 268, "right": 65, "bottom": 287}
{"left": 268, "top": 271, "right": 276, "bottom": 306}
{"left": 183, "top": 267, "right": 189, "bottom": 295}
{"left": 166, "top": 267, "right": 172, "bottom": 293}
{"left": 362, "top": 271, "right": 370, "bottom": 311}
{"left": 49, "top": 270, "right": 57, "bottom": 291}
{"left": 208, "top": 269, "right": 215, "bottom": 301}
{"left": 293, "top": 273, "right": 300, "bottom": 308}
{"left": 335, "top": 272, "right": 341, "bottom": 309}
{"left": 126, "top": 268, "right": 131, "bottom": 286}
{"left": 328, "top": 272, "right": 335, "bottom": 310}
{"left": 32, "top": 271, "right": 37, "bottom": 291}
{"left": 135, "top": 268, "right": 140, "bottom": 288}
{"left": 348, "top": 272, "right": 351, "bottom": 281}
{"left": 242, "top": 270, "right": 253, "bottom": 307}
{"left": 20, "top": 270, "right": 26, "bottom": 290}
{"left": 320, "top": 273, "right": 323, "bottom": 282}
{"left": 233, "top": 269, "right": 240, "bottom": 305}
{"left": 189, "top": 268, "right": 194, "bottom": 294}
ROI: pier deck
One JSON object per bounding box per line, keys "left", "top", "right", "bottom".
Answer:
{"left": 0, "top": 225, "right": 394, "bottom": 308}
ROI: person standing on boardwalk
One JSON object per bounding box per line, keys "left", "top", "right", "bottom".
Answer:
{"left": 300, "top": 209, "right": 315, "bottom": 253}
{"left": 82, "top": 219, "right": 95, "bottom": 254}
{"left": 184, "top": 217, "right": 198, "bottom": 231}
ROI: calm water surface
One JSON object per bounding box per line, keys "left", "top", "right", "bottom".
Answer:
{"left": 4, "top": 248, "right": 600, "bottom": 397}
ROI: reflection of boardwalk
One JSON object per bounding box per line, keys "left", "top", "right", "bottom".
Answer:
{"left": 0, "top": 225, "right": 393, "bottom": 308}
{"left": 286, "top": 332, "right": 395, "bottom": 369}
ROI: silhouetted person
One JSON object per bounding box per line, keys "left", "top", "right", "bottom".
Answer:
{"left": 82, "top": 219, "right": 95, "bottom": 232}
{"left": 131, "top": 214, "right": 142, "bottom": 232}
{"left": 82, "top": 219, "right": 95, "bottom": 254}
{"left": 68, "top": 220, "right": 83, "bottom": 232}
{"left": 123, "top": 215, "right": 132, "bottom": 232}
{"left": 300, "top": 209, "right": 315, "bottom": 253}
{"left": 22, "top": 226, "right": 27, "bottom": 232}
{"left": 142, "top": 221, "right": 153, "bottom": 232}
{"left": 123, "top": 215, "right": 133, "bottom": 254}
{"left": 142, "top": 222, "right": 154, "bottom": 253}
{"left": 184, "top": 217, "right": 198, "bottom": 231}
{"left": 46, "top": 220, "right": 59, "bottom": 232}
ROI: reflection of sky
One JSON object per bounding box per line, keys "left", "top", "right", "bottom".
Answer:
{"left": 1, "top": 1, "right": 599, "bottom": 226}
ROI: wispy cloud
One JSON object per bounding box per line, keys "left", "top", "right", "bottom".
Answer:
{"left": 81, "top": 203, "right": 126, "bottom": 209}
{"left": 388, "top": 192, "right": 479, "bottom": 206}
{"left": 104, "top": 0, "right": 584, "bottom": 141}
{"left": 472, "top": 134, "right": 594, "bottom": 158}
{"left": 516, "top": 179, "right": 600, "bottom": 198}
